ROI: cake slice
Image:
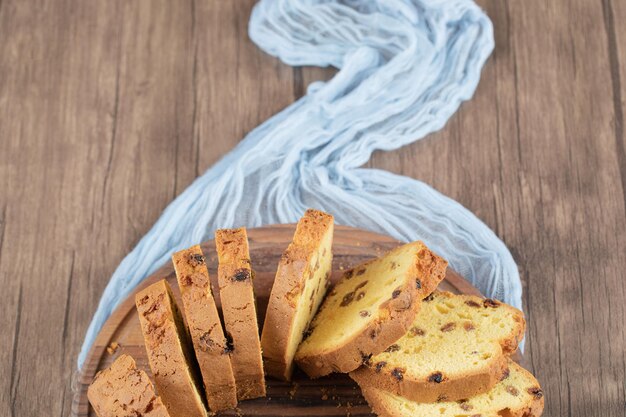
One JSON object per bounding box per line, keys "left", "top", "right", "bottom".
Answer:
{"left": 135, "top": 280, "right": 207, "bottom": 417}
{"left": 261, "top": 209, "right": 334, "bottom": 381}
{"left": 215, "top": 227, "right": 266, "bottom": 400}
{"left": 350, "top": 291, "right": 525, "bottom": 402}
{"left": 295, "top": 241, "right": 447, "bottom": 378}
{"left": 88, "top": 354, "right": 170, "bottom": 417}
{"left": 172, "top": 245, "right": 238, "bottom": 412}
{"left": 358, "top": 361, "right": 544, "bottom": 417}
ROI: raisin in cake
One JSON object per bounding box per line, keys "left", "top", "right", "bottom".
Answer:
{"left": 88, "top": 354, "right": 170, "bottom": 417}
{"left": 295, "top": 241, "right": 447, "bottom": 378}
{"left": 359, "top": 361, "right": 544, "bottom": 417}
{"left": 261, "top": 209, "right": 334, "bottom": 380}
{"left": 215, "top": 227, "right": 266, "bottom": 400}
{"left": 172, "top": 245, "right": 238, "bottom": 411}
{"left": 135, "top": 280, "right": 207, "bottom": 417}
{"left": 350, "top": 291, "right": 525, "bottom": 402}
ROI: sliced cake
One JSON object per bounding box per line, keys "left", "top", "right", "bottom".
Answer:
{"left": 350, "top": 291, "right": 525, "bottom": 402}
{"left": 88, "top": 354, "right": 170, "bottom": 417}
{"left": 295, "top": 241, "right": 447, "bottom": 378}
{"left": 135, "top": 280, "right": 207, "bottom": 417}
{"left": 261, "top": 209, "right": 334, "bottom": 380}
{"left": 215, "top": 227, "right": 266, "bottom": 400}
{"left": 358, "top": 361, "right": 544, "bottom": 417}
{"left": 172, "top": 245, "right": 238, "bottom": 412}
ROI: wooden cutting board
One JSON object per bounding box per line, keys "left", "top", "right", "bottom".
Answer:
{"left": 72, "top": 224, "right": 482, "bottom": 417}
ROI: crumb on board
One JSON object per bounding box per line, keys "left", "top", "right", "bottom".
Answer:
{"left": 106, "top": 341, "right": 120, "bottom": 355}
{"left": 289, "top": 383, "right": 299, "bottom": 399}
{"left": 320, "top": 387, "right": 329, "bottom": 401}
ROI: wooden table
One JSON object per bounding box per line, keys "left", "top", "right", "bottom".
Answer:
{"left": 0, "top": 1, "right": 623, "bottom": 416}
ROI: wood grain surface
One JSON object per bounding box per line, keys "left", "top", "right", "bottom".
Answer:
{"left": 0, "top": 1, "right": 624, "bottom": 416}
{"left": 74, "top": 224, "right": 481, "bottom": 417}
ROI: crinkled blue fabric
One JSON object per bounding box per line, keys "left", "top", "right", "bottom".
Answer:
{"left": 78, "top": 0, "right": 520, "bottom": 368}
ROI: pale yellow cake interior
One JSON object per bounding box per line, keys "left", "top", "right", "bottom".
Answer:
{"left": 370, "top": 291, "right": 523, "bottom": 379}
{"left": 297, "top": 242, "right": 422, "bottom": 356}
{"left": 285, "top": 225, "right": 334, "bottom": 365}
{"left": 366, "top": 361, "right": 540, "bottom": 417}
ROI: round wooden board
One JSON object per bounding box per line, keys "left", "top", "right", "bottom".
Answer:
{"left": 72, "top": 225, "right": 482, "bottom": 417}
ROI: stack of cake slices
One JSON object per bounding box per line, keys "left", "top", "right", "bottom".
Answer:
{"left": 88, "top": 208, "right": 543, "bottom": 417}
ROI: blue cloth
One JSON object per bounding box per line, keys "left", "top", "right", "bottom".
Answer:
{"left": 78, "top": 0, "right": 520, "bottom": 368}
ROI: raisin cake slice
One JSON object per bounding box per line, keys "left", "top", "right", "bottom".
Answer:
{"left": 350, "top": 291, "right": 525, "bottom": 403}
{"left": 88, "top": 354, "right": 170, "bottom": 417}
{"left": 261, "top": 209, "right": 334, "bottom": 380}
{"left": 358, "top": 361, "right": 544, "bottom": 417}
{"left": 215, "top": 227, "right": 266, "bottom": 400}
{"left": 135, "top": 280, "right": 207, "bottom": 417}
{"left": 172, "top": 245, "right": 238, "bottom": 412}
{"left": 295, "top": 241, "right": 447, "bottom": 378}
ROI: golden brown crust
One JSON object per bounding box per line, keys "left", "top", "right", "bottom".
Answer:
{"left": 135, "top": 280, "right": 207, "bottom": 417}
{"left": 172, "top": 246, "right": 238, "bottom": 412}
{"left": 88, "top": 354, "right": 170, "bottom": 417}
{"left": 295, "top": 242, "right": 447, "bottom": 378}
{"left": 352, "top": 354, "right": 510, "bottom": 404}
{"left": 215, "top": 227, "right": 266, "bottom": 400}
{"left": 261, "top": 209, "right": 334, "bottom": 380}
{"left": 359, "top": 362, "right": 544, "bottom": 417}
{"left": 350, "top": 292, "right": 526, "bottom": 403}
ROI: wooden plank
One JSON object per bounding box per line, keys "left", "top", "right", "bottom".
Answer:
{"left": 193, "top": 0, "right": 295, "bottom": 174}
{"left": 0, "top": 2, "right": 126, "bottom": 416}
{"left": 0, "top": 1, "right": 294, "bottom": 416}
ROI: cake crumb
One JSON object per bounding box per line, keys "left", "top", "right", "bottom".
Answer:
{"left": 344, "top": 401, "right": 353, "bottom": 416}
{"left": 289, "top": 383, "right": 299, "bottom": 399}
{"left": 106, "top": 341, "right": 120, "bottom": 355}
{"left": 321, "top": 387, "right": 329, "bottom": 401}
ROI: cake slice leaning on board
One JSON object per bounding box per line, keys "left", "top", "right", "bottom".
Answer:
{"left": 172, "top": 245, "right": 238, "bottom": 412}
{"left": 261, "top": 209, "right": 334, "bottom": 381}
{"left": 358, "top": 360, "right": 544, "bottom": 417}
{"left": 87, "top": 354, "right": 170, "bottom": 417}
{"left": 295, "top": 241, "right": 447, "bottom": 377}
{"left": 215, "top": 227, "right": 266, "bottom": 399}
{"left": 350, "top": 291, "right": 525, "bottom": 402}
{"left": 135, "top": 280, "right": 208, "bottom": 417}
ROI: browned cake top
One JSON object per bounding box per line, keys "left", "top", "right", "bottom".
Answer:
{"left": 135, "top": 280, "right": 208, "bottom": 417}
{"left": 87, "top": 354, "right": 170, "bottom": 417}
{"left": 215, "top": 227, "right": 266, "bottom": 400}
{"left": 172, "top": 245, "right": 238, "bottom": 412}
{"left": 261, "top": 209, "right": 335, "bottom": 380}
